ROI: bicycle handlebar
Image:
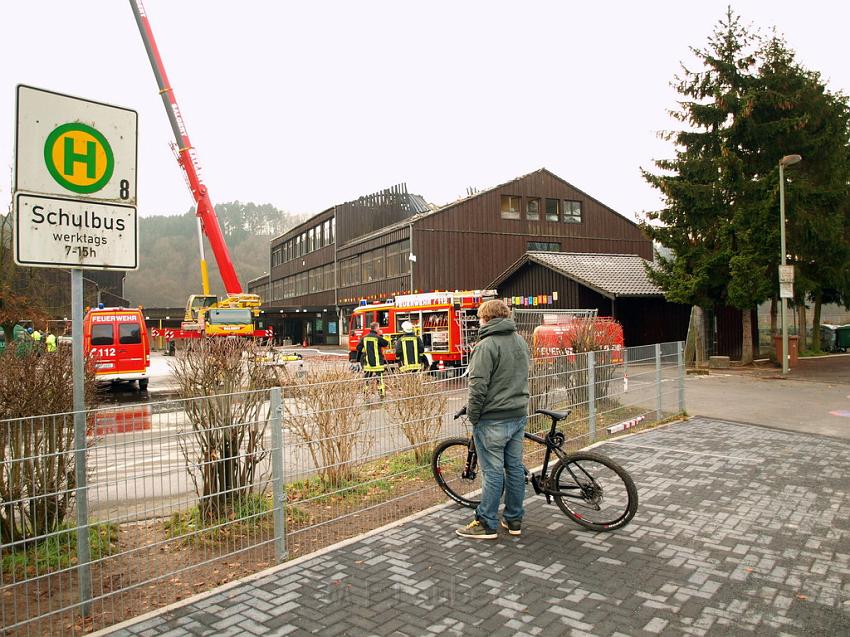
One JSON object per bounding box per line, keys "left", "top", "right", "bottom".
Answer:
{"left": 453, "top": 406, "right": 467, "bottom": 419}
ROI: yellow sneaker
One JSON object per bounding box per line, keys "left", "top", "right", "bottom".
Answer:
{"left": 455, "top": 519, "right": 497, "bottom": 539}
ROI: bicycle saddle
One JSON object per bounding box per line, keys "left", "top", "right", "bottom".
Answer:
{"left": 535, "top": 409, "right": 570, "bottom": 421}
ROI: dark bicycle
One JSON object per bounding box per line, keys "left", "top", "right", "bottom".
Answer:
{"left": 432, "top": 407, "right": 638, "bottom": 531}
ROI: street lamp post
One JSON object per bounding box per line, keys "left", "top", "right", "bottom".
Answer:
{"left": 779, "top": 153, "right": 802, "bottom": 374}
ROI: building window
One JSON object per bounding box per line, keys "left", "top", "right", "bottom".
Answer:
{"left": 500, "top": 195, "right": 521, "bottom": 219}
{"left": 325, "top": 219, "right": 333, "bottom": 245}
{"left": 545, "top": 199, "right": 559, "bottom": 221}
{"left": 323, "top": 263, "right": 334, "bottom": 290}
{"left": 340, "top": 256, "right": 360, "bottom": 286}
{"left": 361, "top": 247, "right": 386, "bottom": 283}
{"left": 527, "top": 241, "right": 561, "bottom": 252}
{"left": 309, "top": 267, "right": 323, "bottom": 293}
{"left": 386, "top": 241, "right": 410, "bottom": 278}
{"left": 331, "top": 218, "right": 336, "bottom": 244}
{"left": 526, "top": 198, "right": 540, "bottom": 220}
{"left": 563, "top": 200, "right": 582, "bottom": 223}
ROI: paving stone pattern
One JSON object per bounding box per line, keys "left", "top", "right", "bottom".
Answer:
{"left": 108, "top": 418, "right": 850, "bottom": 636}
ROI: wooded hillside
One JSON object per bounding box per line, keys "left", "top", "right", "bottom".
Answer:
{"left": 125, "top": 202, "right": 307, "bottom": 307}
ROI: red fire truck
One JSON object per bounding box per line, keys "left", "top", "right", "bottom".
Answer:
{"left": 531, "top": 316, "right": 624, "bottom": 362}
{"left": 348, "top": 290, "right": 498, "bottom": 369}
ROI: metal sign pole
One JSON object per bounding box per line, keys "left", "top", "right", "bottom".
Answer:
{"left": 71, "top": 268, "right": 92, "bottom": 616}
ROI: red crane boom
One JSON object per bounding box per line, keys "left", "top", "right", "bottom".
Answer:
{"left": 129, "top": 0, "right": 243, "bottom": 295}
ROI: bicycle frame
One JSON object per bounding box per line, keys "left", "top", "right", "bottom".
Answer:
{"left": 459, "top": 415, "right": 593, "bottom": 502}
{"left": 435, "top": 408, "right": 638, "bottom": 531}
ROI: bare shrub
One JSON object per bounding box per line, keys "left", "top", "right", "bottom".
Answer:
{"left": 169, "top": 339, "right": 275, "bottom": 521}
{"left": 385, "top": 371, "right": 446, "bottom": 464}
{"left": 0, "top": 347, "right": 96, "bottom": 545}
{"left": 281, "top": 366, "right": 371, "bottom": 488}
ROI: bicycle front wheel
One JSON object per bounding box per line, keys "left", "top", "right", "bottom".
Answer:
{"left": 432, "top": 438, "right": 481, "bottom": 508}
{"left": 551, "top": 452, "right": 638, "bottom": 531}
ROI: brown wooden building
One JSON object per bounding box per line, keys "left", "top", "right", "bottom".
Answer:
{"left": 249, "top": 168, "right": 657, "bottom": 345}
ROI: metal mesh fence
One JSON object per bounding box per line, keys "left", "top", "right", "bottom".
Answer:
{"left": 1, "top": 342, "right": 684, "bottom": 635}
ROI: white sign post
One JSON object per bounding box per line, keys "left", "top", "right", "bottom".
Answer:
{"left": 14, "top": 86, "right": 138, "bottom": 617}
{"left": 778, "top": 265, "right": 794, "bottom": 299}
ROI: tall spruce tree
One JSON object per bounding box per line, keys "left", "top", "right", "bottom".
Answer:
{"left": 641, "top": 8, "right": 760, "bottom": 361}
{"left": 643, "top": 10, "right": 850, "bottom": 362}
{"left": 744, "top": 36, "right": 850, "bottom": 351}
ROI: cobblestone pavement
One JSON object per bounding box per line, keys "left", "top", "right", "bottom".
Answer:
{"left": 106, "top": 418, "right": 850, "bottom": 636}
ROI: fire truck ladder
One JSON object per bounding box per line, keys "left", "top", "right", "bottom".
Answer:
{"left": 456, "top": 311, "right": 480, "bottom": 367}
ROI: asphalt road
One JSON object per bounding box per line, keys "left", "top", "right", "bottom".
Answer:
{"left": 684, "top": 354, "right": 850, "bottom": 439}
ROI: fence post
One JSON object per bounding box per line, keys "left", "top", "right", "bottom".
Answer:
{"left": 71, "top": 269, "right": 92, "bottom": 617}
{"left": 622, "top": 346, "right": 628, "bottom": 393}
{"left": 677, "top": 341, "right": 685, "bottom": 414}
{"left": 269, "top": 387, "right": 287, "bottom": 562}
{"left": 655, "top": 343, "right": 663, "bottom": 421}
{"left": 587, "top": 351, "right": 596, "bottom": 442}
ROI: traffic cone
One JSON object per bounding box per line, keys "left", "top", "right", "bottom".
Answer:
{"left": 302, "top": 337, "right": 308, "bottom": 348}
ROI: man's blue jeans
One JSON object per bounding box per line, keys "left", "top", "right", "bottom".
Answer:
{"left": 472, "top": 416, "right": 527, "bottom": 531}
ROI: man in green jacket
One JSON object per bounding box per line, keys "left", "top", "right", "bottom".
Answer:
{"left": 456, "top": 300, "right": 530, "bottom": 539}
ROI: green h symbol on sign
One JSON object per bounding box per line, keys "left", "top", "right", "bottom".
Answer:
{"left": 64, "top": 137, "right": 97, "bottom": 178}
{"left": 43, "top": 122, "right": 114, "bottom": 195}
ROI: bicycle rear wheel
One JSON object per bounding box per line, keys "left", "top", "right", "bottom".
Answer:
{"left": 432, "top": 438, "right": 481, "bottom": 508}
{"left": 551, "top": 452, "right": 637, "bottom": 531}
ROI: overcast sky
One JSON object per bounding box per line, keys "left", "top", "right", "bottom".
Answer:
{"left": 2, "top": 1, "right": 848, "bottom": 223}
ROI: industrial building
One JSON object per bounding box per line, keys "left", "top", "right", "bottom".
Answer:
{"left": 249, "top": 168, "right": 671, "bottom": 346}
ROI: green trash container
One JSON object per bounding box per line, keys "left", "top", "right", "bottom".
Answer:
{"left": 0, "top": 324, "right": 26, "bottom": 354}
{"left": 820, "top": 324, "right": 838, "bottom": 352}
{"left": 836, "top": 324, "right": 850, "bottom": 352}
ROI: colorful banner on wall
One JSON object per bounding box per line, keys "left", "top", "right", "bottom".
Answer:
{"left": 503, "top": 293, "right": 558, "bottom": 307}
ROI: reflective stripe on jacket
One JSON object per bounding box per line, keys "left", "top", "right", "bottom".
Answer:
{"left": 357, "top": 332, "right": 390, "bottom": 372}
{"left": 396, "top": 335, "right": 424, "bottom": 372}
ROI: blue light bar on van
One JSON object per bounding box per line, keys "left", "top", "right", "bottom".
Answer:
{"left": 359, "top": 299, "right": 368, "bottom": 306}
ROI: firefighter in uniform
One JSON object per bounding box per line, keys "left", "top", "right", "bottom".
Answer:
{"left": 395, "top": 321, "right": 426, "bottom": 372}
{"left": 356, "top": 321, "right": 391, "bottom": 395}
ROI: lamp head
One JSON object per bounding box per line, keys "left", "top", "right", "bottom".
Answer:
{"left": 780, "top": 154, "right": 802, "bottom": 167}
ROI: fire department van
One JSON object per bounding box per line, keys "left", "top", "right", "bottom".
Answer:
{"left": 83, "top": 306, "right": 151, "bottom": 390}
{"left": 348, "top": 290, "right": 497, "bottom": 369}
{"left": 531, "top": 316, "right": 624, "bottom": 362}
